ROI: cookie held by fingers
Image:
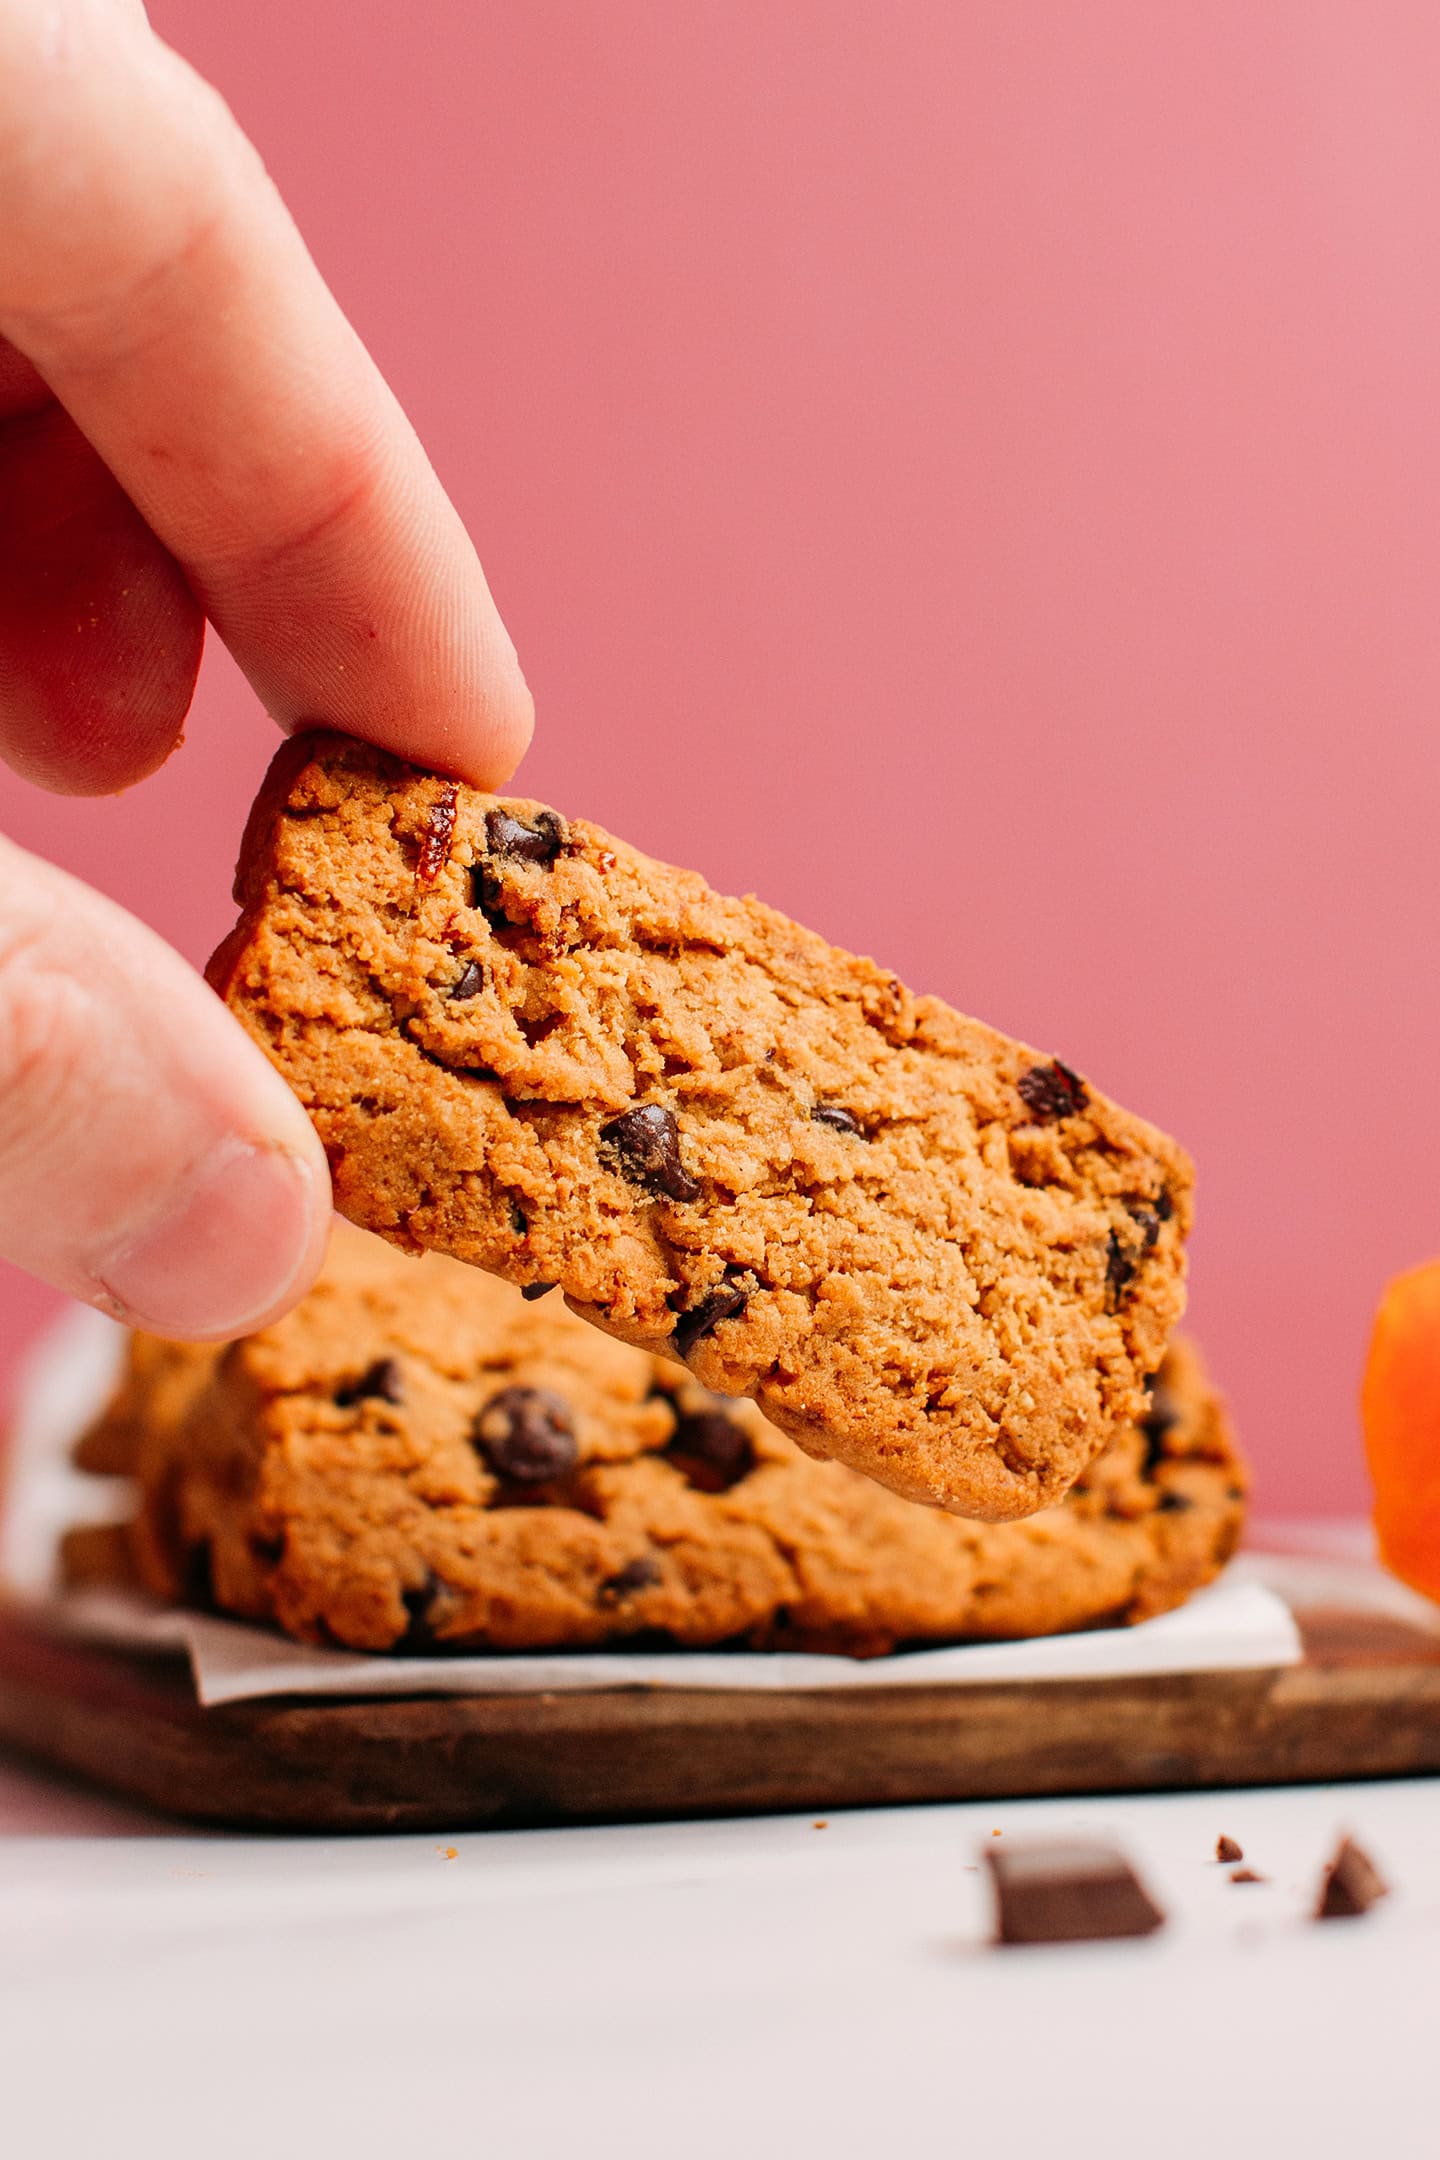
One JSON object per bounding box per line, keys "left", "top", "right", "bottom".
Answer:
{"left": 208, "top": 733, "right": 1192, "bottom": 1521}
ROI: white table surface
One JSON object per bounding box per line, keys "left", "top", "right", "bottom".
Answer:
{"left": 1, "top": 1750, "right": 1434, "bottom": 2160}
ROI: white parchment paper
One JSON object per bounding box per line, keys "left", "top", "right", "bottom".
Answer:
{"left": 1, "top": 1303, "right": 1303, "bottom": 1708}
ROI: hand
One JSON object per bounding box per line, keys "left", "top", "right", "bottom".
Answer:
{"left": 0, "top": 0, "right": 532, "bottom": 1337}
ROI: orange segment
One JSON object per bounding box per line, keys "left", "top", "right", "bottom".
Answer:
{"left": 1362, "top": 1260, "right": 1440, "bottom": 1601}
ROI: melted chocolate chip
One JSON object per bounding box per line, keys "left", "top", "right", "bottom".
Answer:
{"left": 1155, "top": 1189, "right": 1175, "bottom": 1222}
{"left": 671, "top": 1276, "right": 750, "bottom": 1358}
{"left": 334, "top": 1358, "right": 405, "bottom": 1408}
{"left": 450, "top": 960, "right": 484, "bottom": 1000}
{"left": 1156, "top": 1491, "right": 1192, "bottom": 1512}
{"left": 598, "top": 1554, "right": 662, "bottom": 1603}
{"left": 666, "top": 1408, "right": 756, "bottom": 1493}
{"left": 485, "top": 806, "right": 566, "bottom": 865}
{"left": 1128, "top": 1205, "right": 1163, "bottom": 1251}
{"left": 473, "top": 1386, "right": 578, "bottom": 1482}
{"left": 1140, "top": 1377, "right": 1181, "bottom": 1475}
{"left": 600, "top": 1104, "right": 701, "bottom": 1202}
{"left": 1016, "top": 1060, "right": 1090, "bottom": 1122}
{"left": 1105, "top": 1231, "right": 1137, "bottom": 1307}
{"left": 416, "top": 784, "right": 459, "bottom": 883}
{"left": 811, "top": 1103, "right": 865, "bottom": 1136}
{"left": 511, "top": 1204, "right": 529, "bottom": 1238}
{"left": 520, "top": 1282, "right": 557, "bottom": 1301}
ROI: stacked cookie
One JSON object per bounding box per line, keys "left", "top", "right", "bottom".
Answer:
{"left": 69, "top": 1224, "right": 1245, "bottom": 1658}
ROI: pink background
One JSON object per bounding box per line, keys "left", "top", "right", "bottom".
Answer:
{"left": 5, "top": 1, "right": 1440, "bottom": 1515}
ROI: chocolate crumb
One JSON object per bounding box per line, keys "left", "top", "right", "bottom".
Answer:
{"left": 485, "top": 806, "right": 566, "bottom": 865}
{"left": 416, "top": 784, "right": 459, "bottom": 882}
{"left": 450, "top": 960, "right": 484, "bottom": 1000}
{"left": 1017, "top": 1060, "right": 1089, "bottom": 1122}
{"left": 473, "top": 1387, "right": 578, "bottom": 1483}
{"left": 672, "top": 1276, "right": 750, "bottom": 1357}
{"left": 1229, "top": 1868, "right": 1267, "bottom": 1885}
{"left": 667, "top": 1407, "right": 756, "bottom": 1493}
{"left": 334, "top": 1357, "right": 404, "bottom": 1408}
{"left": 1216, "top": 1835, "right": 1244, "bottom": 1864}
{"left": 985, "top": 1837, "right": 1164, "bottom": 1945}
{"left": 600, "top": 1104, "right": 701, "bottom": 1203}
{"left": 811, "top": 1103, "right": 865, "bottom": 1136}
{"left": 520, "top": 1282, "right": 557, "bottom": 1301}
{"left": 1315, "top": 1836, "right": 1388, "bottom": 1919}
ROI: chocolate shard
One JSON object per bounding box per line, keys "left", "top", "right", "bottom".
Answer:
{"left": 1016, "top": 1059, "right": 1089, "bottom": 1122}
{"left": 666, "top": 1407, "right": 756, "bottom": 1493}
{"left": 1229, "top": 1868, "right": 1267, "bottom": 1885}
{"left": 450, "top": 960, "right": 485, "bottom": 1000}
{"left": 1216, "top": 1835, "right": 1244, "bottom": 1865}
{"left": 484, "top": 806, "right": 566, "bottom": 865}
{"left": 600, "top": 1103, "right": 701, "bottom": 1203}
{"left": 334, "top": 1357, "right": 405, "bottom": 1408}
{"left": 520, "top": 1282, "right": 557, "bottom": 1302}
{"left": 473, "top": 1386, "right": 578, "bottom": 1483}
{"left": 985, "top": 1837, "right": 1165, "bottom": 1945}
{"left": 1315, "top": 1836, "right": 1388, "bottom": 1920}
{"left": 671, "top": 1275, "right": 749, "bottom": 1358}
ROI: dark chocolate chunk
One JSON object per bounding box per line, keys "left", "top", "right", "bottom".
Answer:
{"left": 473, "top": 1386, "right": 578, "bottom": 1483}
{"left": 399, "top": 1574, "right": 444, "bottom": 1651}
{"left": 1127, "top": 1204, "right": 1162, "bottom": 1251}
{"left": 1315, "top": 1836, "right": 1388, "bottom": 1919}
{"left": 1016, "top": 1060, "right": 1089, "bottom": 1122}
{"left": 985, "top": 1837, "right": 1165, "bottom": 1945}
{"left": 1156, "top": 1491, "right": 1193, "bottom": 1512}
{"left": 416, "top": 783, "right": 459, "bottom": 882}
{"left": 598, "top": 1554, "right": 662, "bottom": 1603}
{"left": 511, "top": 1204, "right": 528, "bottom": 1237}
{"left": 1106, "top": 1230, "right": 1138, "bottom": 1306}
{"left": 181, "top": 1540, "right": 215, "bottom": 1610}
{"left": 520, "top": 1282, "right": 557, "bottom": 1301}
{"left": 484, "top": 806, "right": 566, "bottom": 864}
{"left": 334, "top": 1357, "right": 405, "bottom": 1408}
{"left": 450, "top": 960, "right": 484, "bottom": 1000}
{"left": 672, "top": 1276, "right": 750, "bottom": 1358}
{"left": 1229, "top": 1868, "right": 1267, "bottom": 1885}
{"left": 600, "top": 1104, "right": 701, "bottom": 1202}
{"left": 811, "top": 1103, "right": 865, "bottom": 1137}
{"left": 1155, "top": 1188, "right": 1175, "bottom": 1222}
{"left": 248, "top": 1531, "right": 285, "bottom": 1568}
{"left": 1216, "top": 1835, "right": 1244, "bottom": 1864}
{"left": 666, "top": 1407, "right": 756, "bottom": 1493}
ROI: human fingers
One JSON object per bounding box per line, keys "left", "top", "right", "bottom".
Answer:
{"left": 0, "top": 0, "right": 532, "bottom": 793}
{"left": 0, "top": 833, "right": 331, "bottom": 1336}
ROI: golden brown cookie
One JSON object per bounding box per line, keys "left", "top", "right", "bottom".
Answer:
{"left": 70, "top": 1227, "right": 1244, "bottom": 1658}
{"left": 208, "top": 734, "right": 1192, "bottom": 1521}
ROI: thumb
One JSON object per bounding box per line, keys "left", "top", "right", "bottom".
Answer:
{"left": 0, "top": 835, "right": 330, "bottom": 1336}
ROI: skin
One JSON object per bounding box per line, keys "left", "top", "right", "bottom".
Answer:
{"left": 0, "top": 0, "right": 533, "bottom": 1337}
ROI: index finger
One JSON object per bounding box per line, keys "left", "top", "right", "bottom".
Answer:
{"left": 0, "top": 0, "right": 532, "bottom": 786}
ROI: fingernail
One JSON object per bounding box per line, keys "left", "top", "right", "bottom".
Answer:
{"left": 96, "top": 1139, "right": 325, "bottom": 1337}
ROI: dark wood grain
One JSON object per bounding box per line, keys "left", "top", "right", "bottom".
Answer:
{"left": 1, "top": 1606, "right": 1437, "bottom": 1831}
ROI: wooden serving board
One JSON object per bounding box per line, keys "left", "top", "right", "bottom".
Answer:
{"left": 0, "top": 1604, "right": 1438, "bottom": 1831}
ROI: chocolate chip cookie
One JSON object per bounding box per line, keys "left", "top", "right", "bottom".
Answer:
{"left": 69, "top": 1226, "right": 1243, "bottom": 1657}
{"left": 208, "top": 733, "right": 1193, "bottom": 1520}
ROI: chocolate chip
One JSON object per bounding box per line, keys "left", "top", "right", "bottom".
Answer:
{"left": 1128, "top": 1204, "right": 1162, "bottom": 1251}
{"left": 598, "top": 1554, "right": 662, "bottom": 1603}
{"left": 1216, "top": 1835, "right": 1244, "bottom": 1864}
{"left": 1016, "top": 1060, "right": 1089, "bottom": 1122}
{"left": 249, "top": 1532, "right": 285, "bottom": 1568}
{"left": 1154, "top": 1189, "right": 1175, "bottom": 1222}
{"left": 181, "top": 1541, "right": 215, "bottom": 1610}
{"left": 1229, "top": 1868, "right": 1267, "bottom": 1886}
{"left": 1315, "top": 1836, "right": 1388, "bottom": 1919}
{"left": 1140, "top": 1377, "right": 1180, "bottom": 1475}
{"left": 511, "top": 1204, "right": 528, "bottom": 1237}
{"left": 1156, "top": 1491, "right": 1192, "bottom": 1513}
{"left": 520, "top": 1282, "right": 557, "bottom": 1301}
{"left": 485, "top": 806, "right": 566, "bottom": 864}
{"left": 985, "top": 1838, "right": 1165, "bottom": 1945}
{"left": 450, "top": 960, "right": 484, "bottom": 1000}
{"left": 473, "top": 1386, "right": 578, "bottom": 1482}
{"left": 334, "top": 1358, "right": 405, "bottom": 1408}
{"left": 416, "top": 783, "right": 459, "bottom": 883}
{"left": 671, "top": 1276, "right": 749, "bottom": 1358}
{"left": 666, "top": 1408, "right": 756, "bottom": 1493}
{"left": 399, "top": 1574, "right": 443, "bottom": 1651}
{"left": 1106, "top": 1230, "right": 1138, "bottom": 1306}
{"left": 811, "top": 1103, "right": 865, "bottom": 1136}
{"left": 600, "top": 1104, "right": 701, "bottom": 1202}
